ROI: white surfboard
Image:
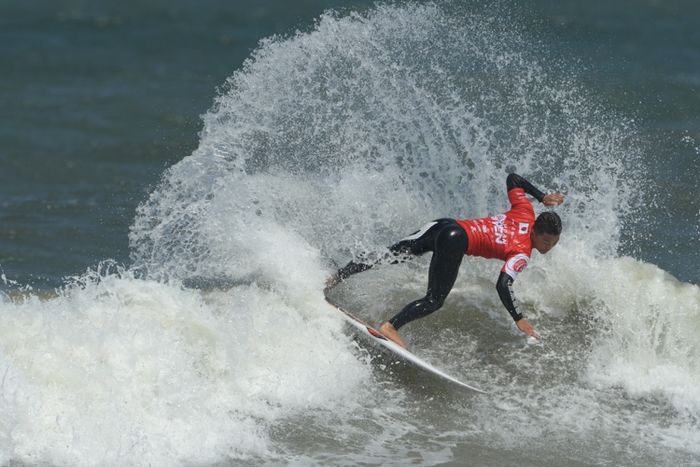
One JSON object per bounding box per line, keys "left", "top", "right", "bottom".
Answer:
{"left": 325, "top": 296, "right": 486, "bottom": 394}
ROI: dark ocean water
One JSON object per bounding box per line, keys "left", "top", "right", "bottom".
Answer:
{"left": 1, "top": 1, "right": 699, "bottom": 466}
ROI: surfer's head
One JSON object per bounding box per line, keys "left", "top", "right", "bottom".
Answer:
{"left": 534, "top": 211, "right": 562, "bottom": 236}
{"left": 531, "top": 212, "right": 562, "bottom": 254}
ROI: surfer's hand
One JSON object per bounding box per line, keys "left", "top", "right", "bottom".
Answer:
{"left": 516, "top": 318, "right": 540, "bottom": 339}
{"left": 542, "top": 193, "right": 564, "bottom": 207}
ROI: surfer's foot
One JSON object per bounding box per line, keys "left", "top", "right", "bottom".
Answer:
{"left": 325, "top": 273, "right": 340, "bottom": 289}
{"left": 379, "top": 322, "right": 407, "bottom": 349}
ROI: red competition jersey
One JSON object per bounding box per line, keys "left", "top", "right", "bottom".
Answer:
{"left": 456, "top": 188, "right": 535, "bottom": 280}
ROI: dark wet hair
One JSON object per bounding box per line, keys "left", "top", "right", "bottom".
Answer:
{"left": 533, "top": 211, "right": 562, "bottom": 236}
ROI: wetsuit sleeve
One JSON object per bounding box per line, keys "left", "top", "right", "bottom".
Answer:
{"left": 506, "top": 173, "right": 546, "bottom": 203}
{"left": 496, "top": 271, "right": 524, "bottom": 321}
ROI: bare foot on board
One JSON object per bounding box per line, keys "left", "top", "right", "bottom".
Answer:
{"left": 325, "top": 273, "right": 340, "bottom": 288}
{"left": 378, "top": 322, "right": 407, "bottom": 349}
{"left": 324, "top": 274, "right": 340, "bottom": 295}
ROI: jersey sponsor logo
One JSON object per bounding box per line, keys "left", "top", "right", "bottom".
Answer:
{"left": 505, "top": 253, "right": 530, "bottom": 279}
{"left": 491, "top": 214, "right": 507, "bottom": 245}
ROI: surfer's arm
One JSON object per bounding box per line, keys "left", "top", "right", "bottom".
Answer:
{"left": 507, "top": 173, "right": 545, "bottom": 202}
{"left": 496, "top": 271, "right": 540, "bottom": 339}
{"left": 507, "top": 173, "right": 563, "bottom": 207}
{"left": 496, "top": 271, "right": 523, "bottom": 321}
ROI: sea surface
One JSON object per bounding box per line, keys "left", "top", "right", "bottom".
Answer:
{"left": 1, "top": 0, "right": 699, "bottom": 465}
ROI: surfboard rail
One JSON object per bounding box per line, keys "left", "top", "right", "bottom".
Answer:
{"left": 325, "top": 296, "right": 487, "bottom": 394}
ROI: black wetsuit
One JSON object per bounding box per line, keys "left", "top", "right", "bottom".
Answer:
{"left": 334, "top": 174, "right": 547, "bottom": 329}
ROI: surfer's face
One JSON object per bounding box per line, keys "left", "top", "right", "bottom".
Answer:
{"left": 531, "top": 231, "right": 559, "bottom": 254}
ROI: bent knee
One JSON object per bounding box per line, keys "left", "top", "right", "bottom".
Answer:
{"left": 422, "top": 295, "right": 445, "bottom": 312}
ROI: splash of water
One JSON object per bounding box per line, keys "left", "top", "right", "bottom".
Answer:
{"left": 2, "top": 2, "right": 699, "bottom": 466}
{"left": 129, "top": 2, "right": 641, "bottom": 287}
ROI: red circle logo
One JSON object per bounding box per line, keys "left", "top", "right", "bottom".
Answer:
{"left": 512, "top": 257, "right": 528, "bottom": 273}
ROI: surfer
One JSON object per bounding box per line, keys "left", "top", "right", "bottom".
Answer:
{"left": 327, "top": 173, "right": 564, "bottom": 349}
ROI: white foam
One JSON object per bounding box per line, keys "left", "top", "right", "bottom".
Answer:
{"left": 5, "top": 1, "right": 699, "bottom": 464}
{"left": 587, "top": 259, "right": 700, "bottom": 412}
{"left": 518, "top": 247, "right": 700, "bottom": 418}
{"left": 0, "top": 270, "right": 369, "bottom": 465}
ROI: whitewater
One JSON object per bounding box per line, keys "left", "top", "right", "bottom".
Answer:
{"left": 1, "top": 2, "right": 699, "bottom": 466}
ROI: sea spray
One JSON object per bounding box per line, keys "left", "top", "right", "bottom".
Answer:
{"left": 0, "top": 264, "right": 369, "bottom": 465}
{"left": 130, "top": 3, "right": 640, "bottom": 285}
{"left": 2, "top": 1, "right": 699, "bottom": 465}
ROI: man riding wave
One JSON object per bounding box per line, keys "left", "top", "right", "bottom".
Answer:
{"left": 327, "top": 173, "right": 564, "bottom": 349}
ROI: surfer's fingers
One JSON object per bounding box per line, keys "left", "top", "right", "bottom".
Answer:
{"left": 516, "top": 319, "right": 540, "bottom": 339}
{"left": 543, "top": 193, "right": 564, "bottom": 206}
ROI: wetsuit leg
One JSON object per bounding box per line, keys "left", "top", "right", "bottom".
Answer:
{"left": 388, "top": 221, "right": 469, "bottom": 330}
{"left": 335, "top": 219, "right": 455, "bottom": 281}
{"left": 335, "top": 260, "right": 373, "bottom": 281}
{"left": 388, "top": 218, "right": 456, "bottom": 258}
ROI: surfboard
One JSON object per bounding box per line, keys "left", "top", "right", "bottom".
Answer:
{"left": 325, "top": 296, "right": 487, "bottom": 394}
